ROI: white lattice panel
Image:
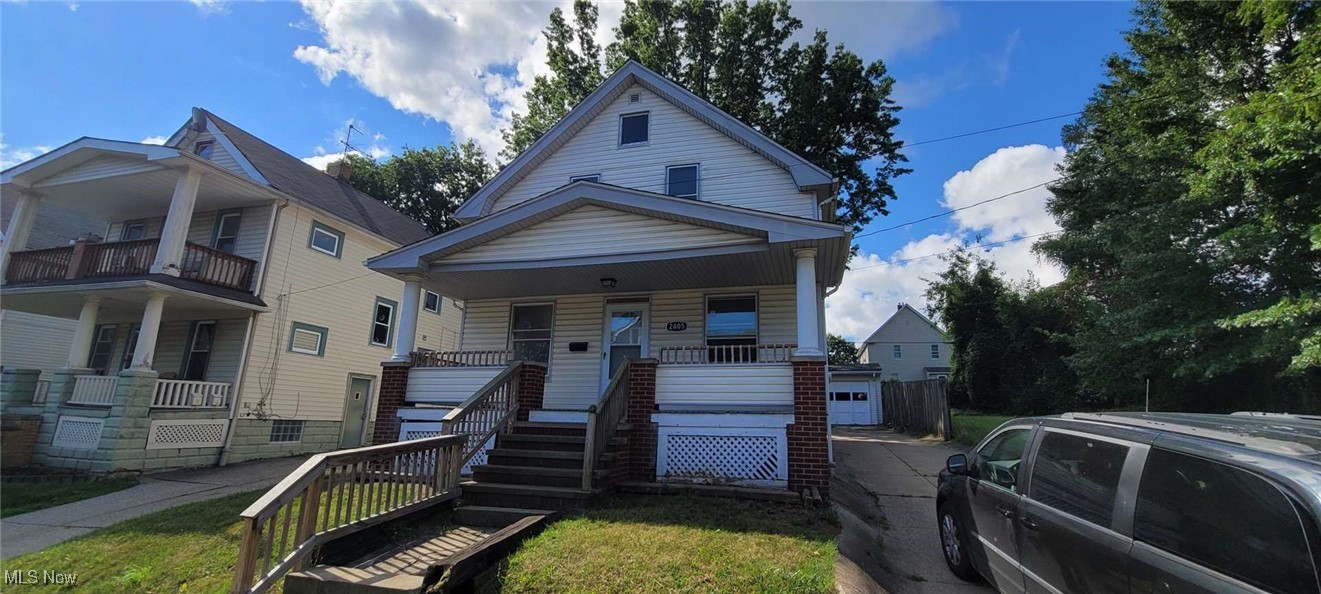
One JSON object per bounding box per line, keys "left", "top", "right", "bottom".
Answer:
{"left": 52, "top": 415, "right": 104, "bottom": 450}
{"left": 657, "top": 424, "right": 789, "bottom": 488}
{"left": 146, "top": 420, "right": 228, "bottom": 449}
{"left": 399, "top": 420, "right": 491, "bottom": 475}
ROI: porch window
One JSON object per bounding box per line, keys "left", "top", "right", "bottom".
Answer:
{"left": 211, "top": 210, "right": 243, "bottom": 254}
{"left": 666, "top": 164, "right": 699, "bottom": 199}
{"left": 509, "top": 303, "right": 553, "bottom": 364}
{"left": 120, "top": 324, "right": 141, "bottom": 371}
{"left": 705, "top": 295, "right": 757, "bottom": 362}
{"left": 370, "top": 297, "right": 397, "bottom": 348}
{"left": 619, "top": 112, "right": 649, "bottom": 146}
{"left": 182, "top": 321, "right": 217, "bottom": 381}
{"left": 424, "top": 290, "right": 442, "bottom": 313}
{"left": 309, "top": 221, "right": 344, "bottom": 258}
{"left": 120, "top": 220, "right": 147, "bottom": 241}
{"left": 87, "top": 324, "right": 119, "bottom": 375}
{"left": 288, "top": 322, "right": 328, "bottom": 356}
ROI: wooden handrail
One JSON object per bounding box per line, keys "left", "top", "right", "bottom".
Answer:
{"left": 181, "top": 242, "right": 256, "bottom": 291}
{"left": 4, "top": 238, "right": 256, "bottom": 293}
{"left": 231, "top": 434, "right": 467, "bottom": 594}
{"left": 582, "top": 359, "right": 631, "bottom": 491}
{"left": 4, "top": 245, "right": 74, "bottom": 285}
{"left": 440, "top": 361, "right": 524, "bottom": 469}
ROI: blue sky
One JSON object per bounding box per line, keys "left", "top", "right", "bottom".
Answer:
{"left": 0, "top": 1, "right": 1134, "bottom": 340}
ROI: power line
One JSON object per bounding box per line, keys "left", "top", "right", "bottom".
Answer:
{"left": 904, "top": 112, "right": 1082, "bottom": 148}
{"left": 855, "top": 180, "right": 1056, "bottom": 239}
{"left": 847, "top": 231, "right": 1061, "bottom": 270}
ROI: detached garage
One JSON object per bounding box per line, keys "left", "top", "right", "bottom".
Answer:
{"left": 829, "top": 364, "right": 886, "bottom": 426}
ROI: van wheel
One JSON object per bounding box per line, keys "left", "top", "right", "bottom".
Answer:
{"left": 938, "top": 503, "right": 978, "bottom": 581}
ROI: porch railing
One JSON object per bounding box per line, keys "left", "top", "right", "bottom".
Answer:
{"left": 657, "top": 343, "right": 797, "bottom": 365}
{"left": 412, "top": 349, "right": 513, "bottom": 368}
{"left": 440, "top": 361, "right": 524, "bottom": 467}
{"left": 152, "top": 379, "right": 231, "bottom": 408}
{"left": 583, "top": 359, "right": 631, "bottom": 491}
{"left": 68, "top": 375, "right": 118, "bottom": 406}
{"left": 3, "top": 238, "right": 256, "bottom": 293}
{"left": 231, "top": 434, "right": 466, "bottom": 594}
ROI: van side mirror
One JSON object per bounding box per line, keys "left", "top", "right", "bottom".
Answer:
{"left": 946, "top": 454, "right": 969, "bottom": 475}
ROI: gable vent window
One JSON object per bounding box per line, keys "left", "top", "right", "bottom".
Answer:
{"left": 194, "top": 140, "right": 216, "bottom": 160}
{"left": 629, "top": 93, "right": 641, "bottom": 103}
{"left": 570, "top": 174, "right": 601, "bottom": 183}
{"left": 666, "top": 164, "right": 700, "bottom": 199}
{"left": 619, "top": 112, "right": 649, "bottom": 146}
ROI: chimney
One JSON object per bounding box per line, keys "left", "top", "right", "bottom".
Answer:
{"left": 326, "top": 158, "right": 352, "bottom": 181}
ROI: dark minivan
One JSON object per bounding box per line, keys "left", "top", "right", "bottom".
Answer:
{"left": 936, "top": 412, "right": 1321, "bottom": 593}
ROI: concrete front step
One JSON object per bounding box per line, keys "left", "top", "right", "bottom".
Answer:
{"left": 472, "top": 463, "right": 618, "bottom": 489}
{"left": 461, "top": 481, "right": 598, "bottom": 511}
{"left": 486, "top": 448, "right": 621, "bottom": 470}
{"left": 509, "top": 421, "right": 586, "bottom": 437}
{"left": 452, "top": 505, "right": 554, "bottom": 528}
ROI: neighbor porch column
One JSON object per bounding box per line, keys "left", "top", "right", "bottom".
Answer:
{"left": 0, "top": 189, "right": 40, "bottom": 282}
{"left": 66, "top": 296, "right": 101, "bottom": 369}
{"left": 131, "top": 293, "right": 168, "bottom": 369}
{"left": 794, "top": 248, "right": 823, "bottom": 357}
{"left": 151, "top": 167, "right": 203, "bottom": 275}
{"left": 391, "top": 277, "right": 424, "bottom": 363}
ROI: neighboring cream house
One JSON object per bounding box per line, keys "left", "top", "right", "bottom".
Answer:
{"left": 0, "top": 109, "right": 461, "bottom": 472}
{"left": 365, "top": 62, "right": 843, "bottom": 494}
{"left": 859, "top": 303, "right": 951, "bottom": 380}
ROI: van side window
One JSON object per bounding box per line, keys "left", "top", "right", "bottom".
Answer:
{"left": 1028, "top": 431, "right": 1129, "bottom": 528}
{"left": 974, "top": 428, "right": 1031, "bottom": 492}
{"left": 1135, "top": 449, "right": 1320, "bottom": 594}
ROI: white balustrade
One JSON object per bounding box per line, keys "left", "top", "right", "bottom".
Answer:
{"left": 152, "top": 379, "right": 232, "bottom": 409}
{"left": 68, "top": 375, "right": 119, "bottom": 406}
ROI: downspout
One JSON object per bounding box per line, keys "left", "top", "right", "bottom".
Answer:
{"left": 219, "top": 199, "right": 288, "bottom": 465}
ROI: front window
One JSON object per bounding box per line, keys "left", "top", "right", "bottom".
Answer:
{"left": 706, "top": 295, "right": 757, "bottom": 362}
{"left": 212, "top": 211, "right": 242, "bottom": 254}
{"left": 120, "top": 324, "right": 141, "bottom": 370}
{"left": 370, "top": 298, "right": 397, "bottom": 347}
{"left": 666, "top": 164, "right": 699, "bottom": 199}
{"left": 509, "top": 303, "right": 554, "bottom": 363}
{"left": 309, "top": 221, "right": 344, "bottom": 258}
{"left": 182, "top": 321, "right": 216, "bottom": 381}
{"left": 87, "top": 324, "right": 119, "bottom": 375}
{"left": 974, "top": 427, "right": 1031, "bottom": 492}
{"left": 619, "top": 112, "right": 649, "bottom": 146}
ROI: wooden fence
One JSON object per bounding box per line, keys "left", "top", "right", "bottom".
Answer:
{"left": 881, "top": 379, "right": 953, "bottom": 440}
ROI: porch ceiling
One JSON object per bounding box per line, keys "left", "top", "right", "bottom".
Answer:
{"left": 30, "top": 166, "right": 274, "bottom": 221}
{"left": 0, "top": 278, "right": 265, "bottom": 321}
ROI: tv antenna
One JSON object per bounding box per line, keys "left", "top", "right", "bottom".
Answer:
{"left": 339, "top": 123, "right": 366, "bottom": 157}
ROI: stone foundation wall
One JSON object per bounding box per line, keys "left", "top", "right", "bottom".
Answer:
{"left": 224, "top": 419, "right": 342, "bottom": 464}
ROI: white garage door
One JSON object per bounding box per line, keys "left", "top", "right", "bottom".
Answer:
{"left": 829, "top": 380, "right": 875, "bottom": 425}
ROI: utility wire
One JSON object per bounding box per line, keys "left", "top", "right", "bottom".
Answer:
{"left": 848, "top": 231, "right": 1061, "bottom": 270}
{"left": 904, "top": 112, "right": 1082, "bottom": 148}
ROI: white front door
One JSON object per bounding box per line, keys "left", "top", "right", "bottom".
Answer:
{"left": 601, "top": 302, "right": 649, "bottom": 391}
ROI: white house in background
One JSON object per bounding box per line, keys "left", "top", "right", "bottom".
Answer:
{"left": 0, "top": 109, "right": 461, "bottom": 473}
{"left": 365, "top": 61, "right": 843, "bottom": 495}
{"left": 859, "top": 303, "right": 951, "bottom": 380}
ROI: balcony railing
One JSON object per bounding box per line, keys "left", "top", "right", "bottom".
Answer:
{"left": 657, "top": 343, "right": 797, "bottom": 365}
{"left": 412, "top": 349, "right": 513, "bottom": 368}
{"left": 152, "top": 379, "right": 232, "bottom": 409}
{"left": 4, "top": 239, "right": 256, "bottom": 293}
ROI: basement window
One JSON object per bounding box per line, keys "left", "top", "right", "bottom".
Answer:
{"left": 270, "top": 420, "right": 304, "bottom": 443}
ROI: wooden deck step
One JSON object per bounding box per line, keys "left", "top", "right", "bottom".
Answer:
{"left": 510, "top": 421, "right": 586, "bottom": 437}
{"left": 472, "top": 464, "right": 619, "bottom": 488}
{"left": 496, "top": 433, "right": 588, "bottom": 452}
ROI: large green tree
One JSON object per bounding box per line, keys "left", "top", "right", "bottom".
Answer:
{"left": 503, "top": 0, "right": 909, "bottom": 233}
{"left": 345, "top": 141, "right": 494, "bottom": 234}
{"left": 1038, "top": 1, "right": 1319, "bottom": 412}
{"left": 827, "top": 333, "right": 860, "bottom": 366}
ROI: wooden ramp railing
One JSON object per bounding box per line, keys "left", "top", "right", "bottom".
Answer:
{"left": 582, "top": 359, "right": 631, "bottom": 490}
{"left": 440, "top": 361, "right": 524, "bottom": 468}
{"left": 231, "top": 435, "right": 466, "bottom": 594}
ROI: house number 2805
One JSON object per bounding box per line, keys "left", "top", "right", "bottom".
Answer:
{"left": 665, "top": 322, "right": 688, "bottom": 332}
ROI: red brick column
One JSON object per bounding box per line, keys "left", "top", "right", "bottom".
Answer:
{"left": 515, "top": 362, "right": 547, "bottom": 422}
{"left": 787, "top": 357, "right": 830, "bottom": 494}
{"left": 624, "top": 359, "right": 658, "bottom": 481}
{"left": 371, "top": 361, "right": 412, "bottom": 445}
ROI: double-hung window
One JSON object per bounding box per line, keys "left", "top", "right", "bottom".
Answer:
{"left": 666, "top": 164, "right": 699, "bottom": 199}
{"left": 370, "top": 297, "right": 397, "bottom": 348}
{"left": 509, "top": 303, "right": 553, "bottom": 364}
{"left": 182, "top": 321, "right": 217, "bottom": 381}
{"left": 87, "top": 324, "right": 119, "bottom": 375}
{"left": 893, "top": 345, "right": 902, "bottom": 359}
{"left": 619, "top": 112, "right": 649, "bottom": 146}
{"left": 705, "top": 295, "right": 757, "bottom": 362}
{"left": 211, "top": 210, "right": 242, "bottom": 253}
{"left": 931, "top": 344, "right": 940, "bottom": 359}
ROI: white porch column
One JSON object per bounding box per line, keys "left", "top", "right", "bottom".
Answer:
{"left": 391, "top": 277, "right": 424, "bottom": 362}
{"left": 131, "top": 293, "right": 168, "bottom": 369}
{"left": 66, "top": 297, "right": 101, "bottom": 369}
{"left": 794, "top": 248, "right": 823, "bottom": 357}
{"left": 151, "top": 167, "right": 204, "bottom": 275}
{"left": 0, "top": 190, "right": 40, "bottom": 282}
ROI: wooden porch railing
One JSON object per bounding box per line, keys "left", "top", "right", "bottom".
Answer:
{"left": 582, "top": 359, "right": 631, "bottom": 491}
{"left": 152, "top": 379, "right": 231, "bottom": 408}
{"left": 4, "top": 245, "right": 74, "bottom": 285}
{"left": 79, "top": 238, "right": 157, "bottom": 278}
{"left": 231, "top": 434, "right": 467, "bottom": 594}
{"left": 180, "top": 242, "right": 255, "bottom": 291}
{"left": 439, "top": 361, "right": 524, "bottom": 467}
{"left": 412, "top": 349, "right": 513, "bottom": 368}
{"left": 3, "top": 239, "right": 256, "bottom": 293}
{"left": 657, "top": 343, "right": 797, "bottom": 365}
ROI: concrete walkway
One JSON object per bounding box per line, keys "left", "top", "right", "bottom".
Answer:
{"left": 1, "top": 456, "right": 306, "bottom": 559}
{"left": 832, "top": 427, "right": 992, "bottom": 594}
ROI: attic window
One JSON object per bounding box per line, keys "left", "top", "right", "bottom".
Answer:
{"left": 666, "top": 164, "right": 699, "bottom": 199}
{"left": 619, "top": 112, "right": 649, "bottom": 146}
{"left": 570, "top": 174, "right": 601, "bottom": 183}
{"left": 194, "top": 141, "right": 216, "bottom": 160}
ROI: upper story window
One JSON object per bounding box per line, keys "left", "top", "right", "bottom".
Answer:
{"left": 893, "top": 345, "right": 902, "bottom": 359}
{"left": 570, "top": 174, "right": 601, "bottom": 183}
{"left": 619, "top": 112, "right": 649, "bottom": 146}
{"left": 194, "top": 140, "right": 216, "bottom": 160}
{"left": 288, "top": 322, "right": 328, "bottom": 356}
{"left": 931, "top": 344, "right": 940, "bottom": 359}
{"left": 211, "top": 210, "right": 242, "bottom": 254}
{"left": 309, "top": 221, "right": 344, "bottom": 259}
{"left": 424, "top": 290, "right": 442, "bottom": 313}
{"left": 666, "top": 164, "right": 699, "bottom": 199}
{"left": 121, "top": 220, "right": 147, "bottom": 241}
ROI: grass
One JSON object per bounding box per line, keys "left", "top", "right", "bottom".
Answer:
{"left": 5, "top": 489, "right": 263, "bottom": 593}
{"left": 495, "top": 495, "right": 840, "bottom": 594}
{"left": 1, "top": 477, "right": 139, "bottom": 518}
{"left": 950, "top": 411, "right": 1016, "bottom": 446}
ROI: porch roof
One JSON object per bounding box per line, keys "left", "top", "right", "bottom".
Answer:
{"left": 368, "top": 182, "right": 851, "bottom": 300}
{"left": 0, "top": 275, "right": 267, "bottom": 320}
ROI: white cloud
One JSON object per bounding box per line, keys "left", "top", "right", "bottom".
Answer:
{"left": 300, "top": 118, "right": 392, "bottom": 170}
{"left": 68, "top": 2, "right": 78, "bottom": 11}
{"left": 827, "top": 145, "right": 1067, "bottom": 342}
{"left": 189, "top": 0, "right": 229, "bottom": 16}
{"left": 140, "top": 135, "right": 168, "bottom": 145}
{"left": 0, "top": 134, "right": 53, "bottom": 170}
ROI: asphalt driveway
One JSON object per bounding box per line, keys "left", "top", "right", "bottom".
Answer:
{"left": 832, "top": 426, "right": 993, "bottom": 594}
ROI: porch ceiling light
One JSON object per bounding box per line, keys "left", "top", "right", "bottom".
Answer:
{"left": 600, "top": 277, "right": 618, "bottom": 289}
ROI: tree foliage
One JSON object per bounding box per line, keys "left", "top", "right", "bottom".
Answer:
{"left": 345, "top": 141, "right": 494, "bottom": 234}
{"left": 503, "top": 0, "right": 909, "bottom": 233}
{"left": 827, "top": 333, "right": 859, "bottom": 366}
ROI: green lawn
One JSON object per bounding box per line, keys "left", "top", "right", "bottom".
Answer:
{"left": 1, "top": 477, "right": 139, "bottom": 518}
{"left": 494, "top": 495, "right": 839, "bottom": 594}
{"left": 950, "top": 412, "right": 1016, "bottom": 446}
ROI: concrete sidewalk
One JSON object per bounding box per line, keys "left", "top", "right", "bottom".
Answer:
{"left": 1, "top": 456, "right": 306, "bottom": 558}
{"left": 832, "top": 427, "right": 992, "bottom": 594}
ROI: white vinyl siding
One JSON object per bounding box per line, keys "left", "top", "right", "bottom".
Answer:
{"left": 440, "top": 205, "right": 759, "bottom": 265}
{"left": 656, "top": 365, "right": 793, "bottom": 410}
{"left": 104, "top": 205, "right": 272, "bottom": 290}
{"left": 490, "top": 84, "right": 816, "bottom": 218}
{"left": 860, "top": 307, "right": 951, "bottom": 380}
{"left": 405, "top": 367, "right": 503, "bottom": 405}
{"left": 0, "top": 311, "right": 78, "bottom": 378}
{"left": 88, "top": 317, "right": 247, "bottom": 384}
{"left": 186, "top": 132, "right": 245, "bottom": 176}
